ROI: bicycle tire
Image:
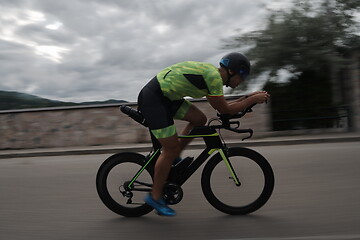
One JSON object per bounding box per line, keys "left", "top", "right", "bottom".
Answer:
{"left": 96, "top": 152, "right": 154, "bottom": 217}
{"left": 201, "top": 147, "right": 274, "bottom": 215}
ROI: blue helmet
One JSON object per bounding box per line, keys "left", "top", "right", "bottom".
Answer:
{"left": 220, "top": 52, "right": 251, "bottom": 79}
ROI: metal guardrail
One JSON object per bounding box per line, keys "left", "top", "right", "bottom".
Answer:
{"left": 271, "top": 105, "right": 351, "bottom": 131}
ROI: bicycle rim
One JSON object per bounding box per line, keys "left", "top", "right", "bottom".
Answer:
{"left": 96, "top": 153, "right": 154, "bottom": 217}
{"left": 201, "top": 147, "right": 274, "bottom": 215}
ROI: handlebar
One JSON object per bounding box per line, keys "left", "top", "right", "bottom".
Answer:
{"left": 228, "top": 127, "right": 253, "bottom": 141}
{"left": 217, "top": 103, "right": 257, "bottom": 124}
{"left": 208, "top": 125, "right": 253, "bottom": 141}
{"left": 210, "top": 103, "right": 257, "bottom": 140}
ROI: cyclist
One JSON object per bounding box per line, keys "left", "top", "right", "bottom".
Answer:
{"left": 138, "top": 52, "right": 270, "bottom": 216}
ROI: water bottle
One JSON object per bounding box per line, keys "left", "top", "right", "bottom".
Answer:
{"left": 120, "top": 105, "right": 147, "bottom": 126}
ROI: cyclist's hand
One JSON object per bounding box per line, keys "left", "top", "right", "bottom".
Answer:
{"left": 249, "top": 91, "right": 270, "bottom": 104}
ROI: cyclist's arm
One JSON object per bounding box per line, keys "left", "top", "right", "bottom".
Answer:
{"left": 206, "top": 95, "right": 256, "bottom": 115}
{"left": 228, "top": 95, "right": 248, "bottom": 103}
{"left": 228, "top": 91, "right": 268, "bottom": 104}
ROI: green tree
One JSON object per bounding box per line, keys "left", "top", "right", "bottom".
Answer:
{"left": 224, "top": 0, "right": 360, "bottom": 130}
{"left": 225, "top": 0, "right": 360, "bottom": 78}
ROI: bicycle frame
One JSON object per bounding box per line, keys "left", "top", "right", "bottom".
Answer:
{"left": 126, "top": 126, "right": 241, "bottom": 192}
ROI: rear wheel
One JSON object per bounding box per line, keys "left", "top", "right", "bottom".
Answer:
{"left": 96, "top": 152, "right": 154, "bottom": 217}
{"left": 201, "top": 147, "right": 274, "bottom": 215}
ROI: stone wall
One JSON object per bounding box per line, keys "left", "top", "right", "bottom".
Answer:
{"left": 0, "top": 99, "right": 271, "bottom": 150}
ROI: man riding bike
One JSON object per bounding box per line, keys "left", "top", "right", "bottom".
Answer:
{"left": 137, "top": 52, "right": 270, "bottom": 216}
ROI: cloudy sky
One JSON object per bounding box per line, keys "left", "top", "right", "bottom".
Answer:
{"left": 0, "top": 0, "right": 293, "bottom": 102}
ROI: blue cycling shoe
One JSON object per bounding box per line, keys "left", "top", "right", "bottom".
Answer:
{"left": 144, "top": 194, "right": 176, "bottom": 217}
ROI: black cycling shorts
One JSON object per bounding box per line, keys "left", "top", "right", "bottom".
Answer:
{"left": 137, "top": 77, "right": 191, "bottom": 139}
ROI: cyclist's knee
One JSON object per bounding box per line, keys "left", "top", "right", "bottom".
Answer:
{"left": 185, "top": 106, "right": 207, "bottom": 126}
{"left": 196, "top": 112, "right": 207, "bottom": 126}
{"left": 190, "top": 112, "right": 207, "bottom": 127}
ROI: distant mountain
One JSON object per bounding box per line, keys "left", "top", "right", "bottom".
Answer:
{"left": 0, "top": 91, "right": 127, "bottom": 111}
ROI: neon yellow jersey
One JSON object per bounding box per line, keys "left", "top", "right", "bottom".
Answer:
{"left": 156, "top": 61, "right": 224, "bottom": 100}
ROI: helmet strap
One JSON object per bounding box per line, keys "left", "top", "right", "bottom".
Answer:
{"left": 225, "top": 68, "right": 236, "bottom": 87}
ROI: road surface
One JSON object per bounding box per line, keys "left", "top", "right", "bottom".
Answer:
{"left": 1, "top": 142, "right": 359, "bottom": 240}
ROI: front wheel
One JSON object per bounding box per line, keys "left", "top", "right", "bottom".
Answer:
{"left": 201, "top": 147, "right": 274, "bottom": 215}
{"left": 96, "top": 152, "right": 154, "bottom": 217}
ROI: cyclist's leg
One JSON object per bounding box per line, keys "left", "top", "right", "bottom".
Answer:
{"left": 174, "top": 100, "right": 207, "bottom": 150}
{"left": 138, "top": 78, "right": 181, "bottom": 207}
{"left": 152, "top": 134, "right": 181, "bottom": 200}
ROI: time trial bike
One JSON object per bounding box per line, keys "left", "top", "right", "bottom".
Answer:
{"left": 96, "top": 104, "right": 274, "bottom": 217}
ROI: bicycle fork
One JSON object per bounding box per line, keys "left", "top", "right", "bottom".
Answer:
{"left": 209, "top": 148, "right": 241, "bottom": 186}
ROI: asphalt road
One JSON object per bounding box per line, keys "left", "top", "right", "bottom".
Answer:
{"left": 1, "top": 142, "right": 359, "bottom": 240}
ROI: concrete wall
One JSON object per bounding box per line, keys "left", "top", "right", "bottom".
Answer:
{"left": 0, "top": 99, "right": 271, "bottom": 150}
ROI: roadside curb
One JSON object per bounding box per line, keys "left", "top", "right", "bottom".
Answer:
{"left": 1, "top": 134, "right": 359, "bottom": 159}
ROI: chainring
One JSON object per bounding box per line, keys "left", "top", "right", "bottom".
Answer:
{"left": 163, "top": 183, "right": 183, "bottom": 205}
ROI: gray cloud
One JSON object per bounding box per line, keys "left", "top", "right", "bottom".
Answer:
{"left": 0, "top": 0, "right": 290, "bottom": 102}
